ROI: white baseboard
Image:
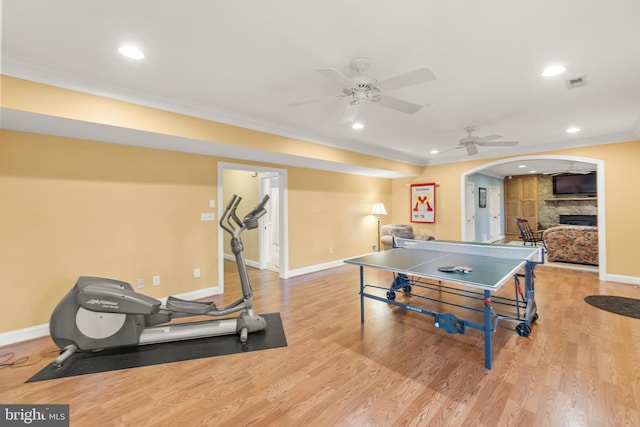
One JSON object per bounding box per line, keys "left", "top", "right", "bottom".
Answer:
{"left": 0, "top": 285, "right": 221, "bottom": 347}
{"left": 287, "top": 259, "right": 347, "bottom": 277}
{"left": 604, "top": 273, "right": 640, "bottom": 285}
{"left": 223, "top": 253, "right": 260, "bottom": 269}
{"left": 0, "top": 324, "right": 50, "bottom": 348}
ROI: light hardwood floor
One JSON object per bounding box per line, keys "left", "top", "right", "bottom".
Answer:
{"left": 1, "top": 260, "right": 639, "bottom": 426}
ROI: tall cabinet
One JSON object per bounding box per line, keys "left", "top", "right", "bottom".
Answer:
{"left": 505, "top": 175, "right": 538, "bottom": 235}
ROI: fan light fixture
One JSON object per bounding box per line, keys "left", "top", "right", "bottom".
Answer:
{"left": 566, "top": 126, "right": 581, "bottom": 133}
{"left": 119, "top": 45, "right": 144, "bottom": 59}
{"left": 541, "top": 65, "right": 566, "bottom": 77}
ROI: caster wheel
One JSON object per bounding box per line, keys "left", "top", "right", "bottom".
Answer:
{"left": 403, "top": 285, "right": 412, "bottom": 293}
{"left": 532, "top": 313, "right": 539, "bottom": 323}
{"left": 386, "top": 291, "right": 396, "bottom": 300}
{"left": 515, "top": 323, "right": 531, "bottom": 337}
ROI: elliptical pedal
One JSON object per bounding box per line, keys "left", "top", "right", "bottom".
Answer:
{"left": 166, "top": 296, "right": 216, "bottom": 315}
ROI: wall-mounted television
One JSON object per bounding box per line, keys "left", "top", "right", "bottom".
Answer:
{"left": 552, "top": 173, "right": 597, "bottom": 195}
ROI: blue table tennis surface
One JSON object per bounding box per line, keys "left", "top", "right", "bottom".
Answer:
{"left": 345, "top": 240, "right": 542, "bottom": 291}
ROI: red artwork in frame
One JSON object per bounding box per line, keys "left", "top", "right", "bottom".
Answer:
{"left": 410, "top": 183, "right": 436, "bottom": 223}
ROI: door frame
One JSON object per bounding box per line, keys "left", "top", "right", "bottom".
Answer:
{"left": 218, "top": 162, "right": 289, "bottom": 294}
{"left": 465, "top": 181, "right": 475, "bottom": 241}
{"left": 259, "top": 172, "right": 280, "bottom": 271}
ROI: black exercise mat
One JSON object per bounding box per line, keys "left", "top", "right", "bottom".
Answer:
{"left": 27, "top": 313, "right": 286, "bottom": 383}
{"left": 584, "top": 296, "right": 640, "bottom": 319}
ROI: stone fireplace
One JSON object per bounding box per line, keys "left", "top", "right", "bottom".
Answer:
{"left": 538, "top": 175, "right": 598, "bottom": 228}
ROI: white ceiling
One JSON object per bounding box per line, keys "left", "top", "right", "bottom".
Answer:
{"left": 2, "top": 0, "right": 639, "bottom": 178}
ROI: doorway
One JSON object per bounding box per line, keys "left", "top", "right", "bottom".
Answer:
{"left": 460, "top": 154, "right": 606, "bottom": 280}
{"left": 218, "top": 162, "right": 288, "bottom": 293}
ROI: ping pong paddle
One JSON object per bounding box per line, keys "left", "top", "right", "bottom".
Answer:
{"left": 438, "top": 266, "right": 473, "bottom": 273}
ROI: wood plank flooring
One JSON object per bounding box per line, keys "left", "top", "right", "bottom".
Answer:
{"left": 1, "top": 260, "right": 639, "bottom": 426}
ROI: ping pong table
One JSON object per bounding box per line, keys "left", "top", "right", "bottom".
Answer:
{"left": 344, "top": 238, "right": 544, "bottom": 369}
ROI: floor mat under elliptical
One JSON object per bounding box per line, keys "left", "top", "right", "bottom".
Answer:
{"left": 27, "top": 312, "right": 287, "bottom": 383}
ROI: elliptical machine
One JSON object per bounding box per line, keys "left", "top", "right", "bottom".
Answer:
{"left": 49, "top": 194, "right": 269, "bottom": 367}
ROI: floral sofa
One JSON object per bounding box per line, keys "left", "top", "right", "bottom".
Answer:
{"left": 542, "top": 225, "right": 599, "bottom": 265}
{"left": 380, "top": 224, "right": 434, "bottom": 250}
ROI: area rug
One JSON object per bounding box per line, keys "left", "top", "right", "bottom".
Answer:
{"left": 27, "top": 312, "right": 286, "bottom": 383}
{"left": 584, "top": 296, "right": 640, "bottom": 319}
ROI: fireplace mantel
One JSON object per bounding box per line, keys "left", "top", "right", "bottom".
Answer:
{"left": 545, "top": 197, "right": 597, "bottom": 206}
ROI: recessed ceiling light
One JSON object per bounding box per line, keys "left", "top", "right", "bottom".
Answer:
{"left": 541, "top": 65, "right": 566, "bottom": 77}
{"left": 118, "top": 45, "right": 144, "bottom": 59}
{"left": 430, "top": 149, "right": 439, "bottom": 154}
{"left": 351, "top": 122, "right": 364, "bottom": 130}
{"left": 566, "top": 126, "right": 581, "bottom": 133}
{"left": 518, "top": 164, "right": 526, "bottom": 168}
{"left": 530, "top": 170, "right": 537, "bottom": 174}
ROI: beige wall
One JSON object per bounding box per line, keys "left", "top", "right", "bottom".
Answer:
{"left": 0, "top": 130, "right": 392, "bottom": 333}
{"left": 287, "top": 167, "right": 391, "bottom": 268}
{"left": 1, "top": 131, "right": 219, "bottom": 331}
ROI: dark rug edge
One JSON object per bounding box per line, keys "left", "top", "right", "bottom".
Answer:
{"left": 26, "top": 312, "right": 286, "bottom": 383}
{"left": 584, "top": 295, "right": 640, "bottom": 319}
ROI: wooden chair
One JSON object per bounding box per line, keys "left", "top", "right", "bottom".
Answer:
{"left": 515, "top": 218, "right": 547, "bottom": 250}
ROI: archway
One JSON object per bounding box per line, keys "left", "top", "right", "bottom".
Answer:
{"left": 460, "top": 154, "right": 606, "bottom": 280}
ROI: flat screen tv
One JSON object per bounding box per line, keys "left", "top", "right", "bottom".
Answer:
{"left": 552, "top": 173, "right": 597, "bottom": 195}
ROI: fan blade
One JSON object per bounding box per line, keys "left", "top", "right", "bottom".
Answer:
{"left": 375, "top": 95, "right": 423, "bottom": 114}
{"left": 376, "top": 67, "right": 436, "bottom": 91}
{"left": 476, "top": 134, "right": 502, "bottom": 143}
{"left": 341, "top": 102, "right": 361, "bottom": 124}
{"left": 478, "top": 141, "right": 519, "bottom": 147}
{"left": 288, "top": 94, "right": 346, "bottom": 107}
{"left": 466, "top": 145, "right": 479, "bottom": 156}
{"left": 315, "top": 68, "right": 356, "bottom": 88}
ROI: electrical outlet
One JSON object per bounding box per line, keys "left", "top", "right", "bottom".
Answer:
{"left": 193, "top": 268, "right": 200, "bottom": 278}
{"left": 201, "top": 213, "right": 215, "bottom": 221}
{"left": 372, "top": 244, "right": 378, "bottom": 251}
{"left": 137, "top": 278, "right": 144, "bottom": 289}
{"left": 153, "top": 276, "right": 160, "bottom": 286}
{"left": 329, "top": 247, "right": 333, "bottom": 254}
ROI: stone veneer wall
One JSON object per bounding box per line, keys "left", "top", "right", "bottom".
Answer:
{"left": 537, "top": 175, "right": 598, "bottom": 229}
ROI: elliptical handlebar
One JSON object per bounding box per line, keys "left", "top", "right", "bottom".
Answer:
{"left": 220, "top": 194, "right": 270, "bottom": 235}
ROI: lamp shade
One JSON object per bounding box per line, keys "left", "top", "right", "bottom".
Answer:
{"left": 371, "top": 203, "right": 387, "bottom": 216}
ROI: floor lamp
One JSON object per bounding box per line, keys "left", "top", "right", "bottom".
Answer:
{"left": 371, "top": 202, "right": 387, "bottom": 252}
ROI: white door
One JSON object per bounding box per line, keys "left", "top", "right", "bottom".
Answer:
{"left": 465, "top": 182, "right": 476, "bottom": 241}
{"left": 489, "top": 185, "right": 501, "bottom": 242}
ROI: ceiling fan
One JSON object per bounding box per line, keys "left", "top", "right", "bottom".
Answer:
{"left": 289, "top": 57, "right": 436, "bottom": 124}
{"left": 454, "top": 126, "right": 519, "bottom": 156}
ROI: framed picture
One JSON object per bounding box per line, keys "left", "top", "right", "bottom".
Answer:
{"left": 410, "top": 183, "right": 436, "bottom": 223}
{"left": 478, "top": 187, "right": 487, "bottom": 208}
